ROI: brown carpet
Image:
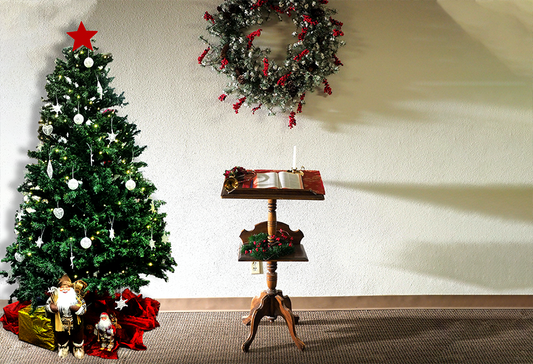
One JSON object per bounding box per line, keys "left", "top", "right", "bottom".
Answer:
{"left": 1, "top": 309, "right": 532, "bottom": 363}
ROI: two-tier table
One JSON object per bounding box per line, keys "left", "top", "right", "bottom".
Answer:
{"left": 221, "top": 170, "right": 325, "bottom": 352}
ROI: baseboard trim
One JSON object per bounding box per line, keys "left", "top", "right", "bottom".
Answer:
{"left": 2, "top": 295, "right": 531, "bottom": 313}
{"left": 156, "top": 295, "right": 533, "bottom": 312}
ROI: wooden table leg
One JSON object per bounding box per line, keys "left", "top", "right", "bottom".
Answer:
{"left": 241, "top": 260, "right": 305, "bottom": 352}
{"left": 267, "top": 198, "right": 277, "bottom": 243}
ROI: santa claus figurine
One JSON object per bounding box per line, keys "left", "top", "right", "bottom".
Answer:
{"left": 94, "top": 312, "right": 116, "bottom": 351}
{"left": 45, "top": 273, "right": 87, "bottom": 359}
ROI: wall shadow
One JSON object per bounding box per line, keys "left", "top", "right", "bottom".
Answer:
{"left": 380, "top": 241, "right": 533, "bottom": 290}
{"left": 303, "top": 0, "right": 532, "bottom": 131}
{"left": 328, "top": 181, "right": 533, "bottom": 290}
{"left": 329, "top": 181, "right": 533, "bottom": 223}
{"left": 0, "top": 23, "right": 74, "bottom": 296}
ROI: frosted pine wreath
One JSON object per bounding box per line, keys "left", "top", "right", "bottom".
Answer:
{"left": 198, "top": 0, "right": 345, "bottom": 128}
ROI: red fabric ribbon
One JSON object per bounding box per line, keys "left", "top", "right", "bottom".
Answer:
{"left": 0, "top": 301, "right": 30, "bottom": 334}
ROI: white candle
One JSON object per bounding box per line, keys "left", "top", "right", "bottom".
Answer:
{"left": 292, "top": 146, "right": 297, "bottom": 170}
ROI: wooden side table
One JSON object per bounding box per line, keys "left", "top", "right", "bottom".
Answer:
{"left": 221, "top": 170, "right": 324, "bottom": 352}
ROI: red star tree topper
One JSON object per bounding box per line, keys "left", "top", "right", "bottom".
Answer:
{"left": 67, "top": 21, "right": 98, "bottom": 50}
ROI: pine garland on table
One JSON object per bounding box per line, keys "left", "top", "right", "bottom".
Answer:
{"left": 241, "top": 231, "right": 295, "bottom": 261}
{"left": 199, "top": 0, "right": 345, "bottom": 128}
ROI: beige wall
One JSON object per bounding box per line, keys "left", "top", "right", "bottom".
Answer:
{"left": 0, "top": 0, "right": 532, "bottom": 301}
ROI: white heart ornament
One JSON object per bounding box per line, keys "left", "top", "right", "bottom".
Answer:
{"left": 73, "top": 114, "right": 84, "bottom": 125}
{"left": 42, "top": 125, "right": 53, "bottom": 135}
{"left": 53, "top": 207, "right": 64, "bottom": 219}
{"left": 80, "top": 237, "right": 92, "bottom": 249}
{"left": 15, "top": 252, "right": 24, "bottom": 262}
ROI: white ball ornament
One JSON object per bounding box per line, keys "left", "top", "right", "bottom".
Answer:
{"left": 68, "top": 179, "right": 79, "bottom": 190}
{"left": 73, "top": 114, "right": 84, "bottom": 125}
{"left": 84, "top": 57, "right": 94, "bottom": 68}
{"left": 125, "top": 179, "right": 136, "bottom": 191}
{"left": 80, "top": 237, "right": 92, "bottom": 249}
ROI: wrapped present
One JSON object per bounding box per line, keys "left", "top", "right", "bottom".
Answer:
{"left": 18, "top": 306, "right": 56, "bottom": 351}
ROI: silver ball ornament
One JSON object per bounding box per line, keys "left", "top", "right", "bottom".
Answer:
{"left": 125, "top": 179, "right": 136, "bottom": 190}
{"left": 80, "top": 237, "right": 92, "bottom": 249}
{"left": 74, "top": 114, "right": 84, "bottom": 125}
{"left": 84, "top": 57, "right": 94, "bottom": 68}
{"left": 68, "top": 179, "right": 79, "bottom": 190}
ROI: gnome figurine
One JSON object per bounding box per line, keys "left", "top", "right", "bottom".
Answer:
{"left": 94, "top": 312, "right": 116, "bottom": 351}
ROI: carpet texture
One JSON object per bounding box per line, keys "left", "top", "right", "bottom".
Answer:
{"left": 1, "top": 309, "right": 532, "bottom": 363}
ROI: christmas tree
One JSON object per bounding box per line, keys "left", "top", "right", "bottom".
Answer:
{"left": 1, "top": 24, "right": 176, "bottom": 306}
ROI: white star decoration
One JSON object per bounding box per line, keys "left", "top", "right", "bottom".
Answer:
{"left": 115, "top": 295, "right": 128, "bottom": 310}
{"left": 36, "top": 236, "right": 44, "bottom": 248}
{"left": 107, "top": 131, "right": 117, "bottom": 143}
{"left": 51, "top": 103, "right": 62, "bottom": 116}
{"left": 149, "top": 238, "right": 156, "bottom": 250}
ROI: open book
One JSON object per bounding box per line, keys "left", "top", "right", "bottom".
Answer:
{"left": 253, "top": 172, "right": 303, "bottom": 190}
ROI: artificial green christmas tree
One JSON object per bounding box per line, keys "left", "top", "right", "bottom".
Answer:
{"left": 1, "top": 32, "right": 176, "bottom": 306}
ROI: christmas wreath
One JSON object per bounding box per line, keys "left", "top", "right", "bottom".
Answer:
{"left": 241, "top": 231, "right": 295, "bottom": 260}
{"left": 198, "top": 0, "right": 345, "bottom": 128}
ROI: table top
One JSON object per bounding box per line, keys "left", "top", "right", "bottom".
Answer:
{"left": 221, "top": 170, "right": 325, "bottom": 200}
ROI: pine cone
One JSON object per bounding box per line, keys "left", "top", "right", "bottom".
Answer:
{"left": 221, "top": 44, "right": 229, "bottom": 59}
{"left": 237, "top": 75, "right": 246, "bottom": 84}
{"left": 229, "top": 4, "right": 241, "bottom": 14}
{"left": 287, "top": 81, "right": 299, "bottom": 97}
{"left": 311, "top": 8, "right": 325, "bottom": 18}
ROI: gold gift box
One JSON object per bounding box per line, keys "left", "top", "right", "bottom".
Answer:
{"left": 18, "top": 306, "right": 56, "bottom": 351}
